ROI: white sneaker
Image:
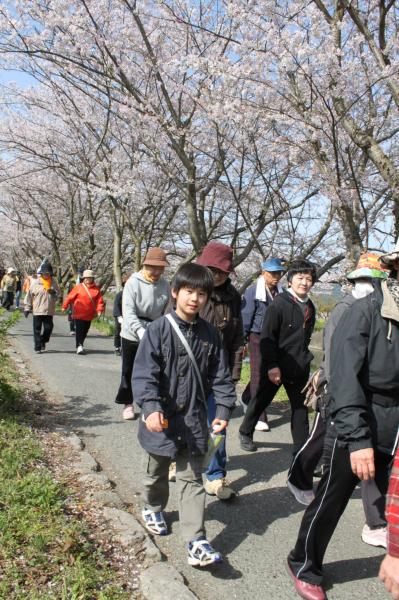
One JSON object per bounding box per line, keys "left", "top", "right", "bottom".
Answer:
{"left": 287, "top": 481, "right": 315, "bottom": 506}
{"left": 70, "top": 331, "right": 75, "bottom": 336}
{"left": 255, "top": 420, "right": 270, "bottom": 432}
{"left": 361, "top": 524, "right": 387, "bottom": 548}
{"left": 76, "top": 345, "right": 84, "bottom": 355}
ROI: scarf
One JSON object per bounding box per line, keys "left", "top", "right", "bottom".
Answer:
{"left": 40, "top": 276, "right": 52, "bottom": 291}
{"left": 352, "top": 281, "right": 374, "bottom": 299}
{"left": 255, "top": 276, "right": 283, "bottom": 302}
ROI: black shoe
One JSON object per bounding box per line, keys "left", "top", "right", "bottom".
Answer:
{"left": 115, "top": 348, "right": 121, "bottom": 356}
{"left": 239, "top": 433, "right": 257, "bottom": 452}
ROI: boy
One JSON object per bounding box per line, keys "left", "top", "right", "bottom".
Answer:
{"left": 132, "top": 263, "right": 236, "bottom": 566}
{"left": 239, "top": 259, "right": 317, "bottom": 453}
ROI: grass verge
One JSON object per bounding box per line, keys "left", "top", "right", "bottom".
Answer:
{"left": 239, "top": 361, "right": 288, "bottom": 402}
{"left": 92, "top": 316, "right": 115, "bottom": 337}
{"left": 0, "top": 313, "right": 131, "bottom": 599}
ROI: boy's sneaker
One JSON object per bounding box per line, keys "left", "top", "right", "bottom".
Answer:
{"left": 204, "top": 477, "right": 236, "bottom": 500}
{"left": 188, "top": 538, "right": 222, "bottom": 567}
{"left": 115, "top": 347, "right": 121, "bottom": 356}
{"left": 76, "top": 345, "right": 85, "bottom": 355}
{"left": 70, "top": 331, "right": 75, "bottom": 336}
{"left": 141, "top": 509, "right": 168, "bottom": 536}
{"left": 239, "top": 433, "right": 257, "bottom": 452}
{"left": 287, "top": 481, "right": 315, "bottom": 506}
{"left": 168, "top": 462, "right": 176, "bottom": 482}
{"left": 361, "top": 524, "right": 387, "bottom": 548}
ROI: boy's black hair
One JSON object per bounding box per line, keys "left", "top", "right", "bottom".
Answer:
{"left": 286, "top": 259, "right": 317, "bottom": 284}
{"left": 171, "top": 263, "right": 214, "bottom": 296}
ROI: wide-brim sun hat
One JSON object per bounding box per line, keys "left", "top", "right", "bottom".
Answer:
{"left": 7, "top": 267, "right": 16, "bottom": 274}
{"left": 347, "top": 252, "right": 389, "bottom": 280}
{"left": 380, "top": 239, "right": 399, "bottom": 266}
{"left": 142, "top": 247, "right": 169, "bottom": 267}
{"left": 37, "top": 260, "right": 53, "bottom": 275}
{"left": 196, "top": 242, "right": 234, "bottom": 273}
{"left": 82, "top": 269, "right": 95, "bottom": 278}
{"left": 261, "top": 257, "right": 286, "bottom": 272}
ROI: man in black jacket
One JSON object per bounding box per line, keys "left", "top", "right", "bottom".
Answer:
{"left": 287, "top": 263, "right": 399, "bottom": 600}
{"left": 239, "top": 259, "right": 317, "bottom": 452}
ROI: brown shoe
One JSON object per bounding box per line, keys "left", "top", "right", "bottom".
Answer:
{"left": 204, "top": 477, "right": 236, "bottom": 500}
{"left": 286, "top": 561, "right": 327, "bottom": 600}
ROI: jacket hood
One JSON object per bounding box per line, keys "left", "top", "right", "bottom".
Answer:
{"left": 380, "top": 279, "right": 399, "bottom": 324}
{"left": 134, "top": 271, "right": 164, "bottom": 286}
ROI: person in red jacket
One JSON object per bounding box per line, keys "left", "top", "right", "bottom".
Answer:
{"left": 379, "top": 443, "right": 399, "bottom": 599}
{"left": 62, "top": 269, "right": 105, "bottom": 354}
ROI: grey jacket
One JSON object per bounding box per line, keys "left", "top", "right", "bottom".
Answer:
{"left": 121, "top": 272, "right": 170, "bottom": 342}
{"left": 132, "top": 312, "right": 236, "bottom": 457}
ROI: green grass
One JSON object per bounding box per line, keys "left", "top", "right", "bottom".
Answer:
{"left": 92, "top": 316, "right": 115, "bottom": 337}
{"left": 314, "top": 318, "right": 325, "bottom": 332}
{"left": 0, "top": 313, "right": 130, "bottom": 600}
{"left": 239, "top": 361, "right": 288, "bottom": 402}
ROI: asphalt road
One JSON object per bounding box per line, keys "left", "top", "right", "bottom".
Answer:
{"left": 10, "top": 315, "right": 388, "bottom": 600}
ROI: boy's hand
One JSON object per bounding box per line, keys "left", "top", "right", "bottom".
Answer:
{"left": 211, "top": 419, "right": 227, "bottom": 433}
{"left": 268, "top": 367, "right": 281, "bottom": 385}
{"left": 145, "top": 411, "right": 165, "bottom": 432}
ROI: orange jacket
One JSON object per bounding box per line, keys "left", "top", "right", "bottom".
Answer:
{"left": 62, "top": 283, "right": 105, "bottom": 321}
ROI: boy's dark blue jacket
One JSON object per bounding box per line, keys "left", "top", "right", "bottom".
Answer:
{"left": 132, "top": 311, "right": 236, "bottom": 457}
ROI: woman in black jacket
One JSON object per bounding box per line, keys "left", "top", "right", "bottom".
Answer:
{"left": 239, "top": 259, "right": 316, "bottom": 453}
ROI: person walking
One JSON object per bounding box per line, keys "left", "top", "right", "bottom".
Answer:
{"left": 115, "top": 248, "right": 170, "bottom": 420}
{"left": 241, "top": 257, "right": 286, "bottom": 431}
{"left": 24, "top": 260, "right": 60, "bottom": 353}
{"left": 287, "top": 253, "right": 389, "bottom": 549}
{"left": 14, "top": 272, "right": 22, "bottom": 308}
{"left": 286, "top": 245, "right": 399, "bottom": 600}
{"left": 1, "top": 268, "right": 18, "bottom": 310}
{"left": 132, "top": 263, "right": 236, "bottom": 566}
{"left": 62, "top": 270, "right": 105, "bottom": 354}
{"left": 195, "top": 241, "right": 244, "bottom": 500}
{"left": 239, "top": 259, "right": 317, "bottom": 453}
{"left": 113, "top": 273, "right": 129, "bottom": 356}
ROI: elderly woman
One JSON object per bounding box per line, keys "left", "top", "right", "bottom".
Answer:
{"left": 62, "top": 269, "right": 105, "bottom": 355}
{"left": 24, "top": 260, "right": 60, "bottom": 353}
{"left": 115, "top": 248, "right": 170, "bottom": 420}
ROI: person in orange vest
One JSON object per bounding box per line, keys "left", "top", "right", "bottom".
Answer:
{"left": 62, "top": 269, "right": 105, "bottom": 355}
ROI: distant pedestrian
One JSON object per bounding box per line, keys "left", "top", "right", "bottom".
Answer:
{"left": 1, "top": 267, "right": 18, "bottom": 310}
{"left": 115, "top": 248, "right": 170, "bottom": 421}
{"left": 133, "top": 263, "right": 236, "bottom": 567}
{"left": 241, "top": 257, "right": 286, "bottom": 431}
{"left": 65, "top": 274, "right": 77, "bottom": 335}
{"left": 24, "top": 260, "right": 60, "bottom": 353}
{"left": 62, "top": 270, "right": 105, "bottom": 355}
{"left": 239, "top": 259, "right": 317, "bottom": 453}
{"left": 113, "top": 273, "right": 130, "bottom": 356}
{"left": 14, "top": 272, "right": 22, "bottom": 308}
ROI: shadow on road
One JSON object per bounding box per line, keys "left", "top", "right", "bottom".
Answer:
{"left": 323, "top": 553, "right": 384, "bottom": 588}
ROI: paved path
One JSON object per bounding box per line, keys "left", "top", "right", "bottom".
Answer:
{"left": 10, "top": 315, "right": 387, "bottom": 599}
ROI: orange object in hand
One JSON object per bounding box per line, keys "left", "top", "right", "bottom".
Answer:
{"left": 162, "top": 418, "right": 168, "bottom": 429}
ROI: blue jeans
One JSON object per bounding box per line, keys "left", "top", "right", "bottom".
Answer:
{"left": 205, "top": 393, "right": 227, "bottom": 481}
